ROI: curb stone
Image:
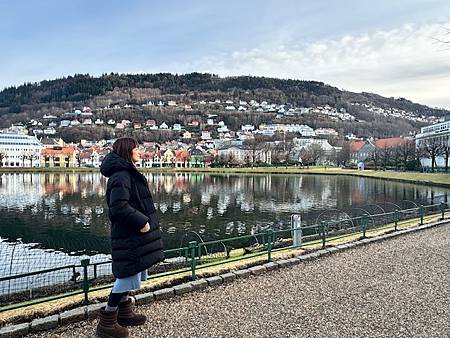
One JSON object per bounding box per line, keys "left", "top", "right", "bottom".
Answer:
{"left": 153, "top": 288, "right": 175, "bottom": 301}
{"left": 0, "top": 323, "right": 30, "bottom": 338}
{"left": 86, "top": 302, "right": 107, "bottom": 318}
{"left": 326, "top": 247, "right": 340, "bottom": 254}
{"left": 220, "top": 272, "right": 237, "bottom": 283}
{"left": 59, "top": 307, "right": 87, "bottom": 325}
{"left": 277, "top": 259, "right": 291, "bottom": 268}
{"left": 263, "top": 262, "right": 279, "bottom": 271}
{"left": 234, "top": 269, "right": 251, "bottom": 278}
{"left": 335, "top": 244, "right": 349, "bottom": 250}
{"left": 30, "top": 314, "right": 59, "bottom": 332}
{"left": 134, "top": 292, "right": 155, "bottom": 305}
{"left": 249, "top": 265, "right": 266, "bottom": 275}
{"left": 287, "top": 257, "right": 300, "bottom": 265}
{"left": 173, "top": 283, "right": 193, "bottom": 295}
{"left": 316, "top": 249, "right": 330, "bottom": 257}
{"left": 308, "top": 252, "right": 321, "bottom": 259}
{"left": 205, "top": 276, "right": 223, "bottom": 286}
{"left": 190, "top": 279, "right": 208, "bottom": 290}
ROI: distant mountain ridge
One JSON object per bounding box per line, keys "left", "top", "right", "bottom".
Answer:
{"left": 0, "top": 73, "right": 448, "bottom": 141}
{"left": 0, "top": 72, "right": 447, "bottom": 117}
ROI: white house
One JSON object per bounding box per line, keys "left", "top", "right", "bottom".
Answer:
{"left": 217, "top": 145, "right": 271, "bottom": 165}
{"left": 43, "top": 128, "right": 56, "bottom": 135}
{"left": 217, "top": 126, "right": 229, "bottom": 133}
{"left": 201, "top": 131, "right": 212, "bottom": 140}
{"left": 315, "top": 128, "right": 339, "bottom": 137}
{"left": 60, "top": 120, "right": 71, "bottom": 128}
{"left": 241, "top": 124, "right": 255, "bottom": 132}
{"left": 43, "top": 114, "right": 57, "bottom": 120}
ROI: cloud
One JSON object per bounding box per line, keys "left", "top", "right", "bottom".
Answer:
{"left": 185, "top": 23, "right": 450, "bottom": 109}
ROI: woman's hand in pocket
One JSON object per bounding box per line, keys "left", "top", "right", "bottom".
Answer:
{"left": 140, "top": 222, "right": 150, "bottom": 233}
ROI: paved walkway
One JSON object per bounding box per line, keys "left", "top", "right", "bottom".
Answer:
{"left": 32, "top": 224, "right": 450, "bottom": 338}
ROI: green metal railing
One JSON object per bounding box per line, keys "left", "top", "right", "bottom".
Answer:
{"left": 0, "top": 201, "right": 448, "bottom": 313}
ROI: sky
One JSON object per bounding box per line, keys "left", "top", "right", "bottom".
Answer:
{"left": 1, "top": 0, "right": 450, "bottom": 108}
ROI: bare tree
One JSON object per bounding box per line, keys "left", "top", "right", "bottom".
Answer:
{"left": 0, "top": 151, "right": 7, "bottom": 167}
{"left": 442, "top": 142, "right": 450, "bottom": 173}
{"left": 336, "top": 142, "right": 351, "bottom": 167}
{"left": 300, "top": 144, "right": 325, "bottom": 166}
{"left": 432, "top": 26, "right": 450, "bottom": 49}
{"left": 308, "top": 144, "right": 325, "bottom": 165}
{"left": 243, "top": 138, "right": 260, "bottom": 167}
{"left": 393, "top": 139, "right": 416, "bottom": 171}
{"left": 420, "top": 138, "right": 443, "bottom": 172}
{"left": 369, "top": 148, "right": 381, "bottom": 170}
{"left": 271, "top": 142, "right": 289, "bottom": 165}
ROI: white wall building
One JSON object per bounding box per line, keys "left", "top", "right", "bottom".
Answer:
{"left": 0, "top": 133, "right": 42, "bottom": 167}
{"left": 415, "top": 115, "right": 450, "bottom": 168}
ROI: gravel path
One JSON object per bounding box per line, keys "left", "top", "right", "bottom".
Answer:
{"left": 31, "top": 224, "right": 450, "bottom": 338}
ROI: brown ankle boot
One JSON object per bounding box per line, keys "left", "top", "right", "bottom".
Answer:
{"left": 96, "top": 308, "right": 129, "bottom": 338}
{"left": 117, "top": 298, "right": 147, "bottom": 327}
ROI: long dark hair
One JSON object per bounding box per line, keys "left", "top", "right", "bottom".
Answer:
{"left": 113, "top": 137, "right": 138, "bottom": 163}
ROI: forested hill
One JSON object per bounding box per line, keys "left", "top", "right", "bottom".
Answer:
{"left": 0, "top": 73, "right": 449, "bottom": 141}
{"left": 0, "top": 73, "right": 447, "bottom": 117}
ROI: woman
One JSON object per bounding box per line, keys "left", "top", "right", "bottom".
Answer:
{"left": 98, "top": 137, "right": 164, "bottom": 338}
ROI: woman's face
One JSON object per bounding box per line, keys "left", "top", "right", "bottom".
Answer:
{"left": 131, "top": 147, "right": 141, "bottom": 162}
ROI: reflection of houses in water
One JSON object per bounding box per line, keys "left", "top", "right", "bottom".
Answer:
{"left": 153, "top": 174, "right": 338, "bottom": 217}
{"left": 163, "top": 175, "right": 175, "bottom": 194}
{"left": 174, "top": 174, "right": 190, "bottom": 192}
{"left": 0, "top": 173, "right": 44, "bottom": 210}
{"left": 39, "top": 173, "right": 105, "bottom": 198}
{"left": 41, "top": 173, "right": 76, "bottom": 195}
{"left": 217, "top": 194, "right": 231, "bottom": 215}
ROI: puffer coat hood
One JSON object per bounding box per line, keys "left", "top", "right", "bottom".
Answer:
{"left": 100, "top": 151, "right": 135, "bottom": 178}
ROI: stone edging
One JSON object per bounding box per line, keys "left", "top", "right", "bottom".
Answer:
{"left": 0, "top": 219, "right": 447, "bottom": 338}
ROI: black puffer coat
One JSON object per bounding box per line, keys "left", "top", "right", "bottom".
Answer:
{"left": 100, "top": 152, "right": 164, "bottom": 278}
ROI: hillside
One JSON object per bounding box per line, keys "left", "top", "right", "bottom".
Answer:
{"left": 0, "top": 73, "right": 448, "bottom": 142}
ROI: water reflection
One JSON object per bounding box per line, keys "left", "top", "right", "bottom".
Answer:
{"left": 0, "top": 172, "right": 449, "bottom": 257}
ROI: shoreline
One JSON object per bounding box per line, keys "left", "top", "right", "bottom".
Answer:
{"left": 0, "top": 166, "right": 449, "bottom": 188}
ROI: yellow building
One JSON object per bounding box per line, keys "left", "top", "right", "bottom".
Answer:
{"left": 41, "top": 146, "right": 77, "bottom": 168}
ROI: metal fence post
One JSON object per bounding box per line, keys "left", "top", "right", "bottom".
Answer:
{"left": 361, "top": 215, "right": 368, "bottom": 238}
{"left": 80, "top": 258, "right": 90, "bottom": 305}
{"left": 439, "top": 202, "right": 446, "bottom": 220}
{"left": 292, "top": 215, "right": 302, "bottom": 247}
{"left": 419, "top": 205, "right": 424, "bottom": 225}
{"left": 394, "top": 210, "right": 399, "bottom": 231}
{"left": 320, "top": 222, "right": 326, "bottom": 248}
{"left": 267, "top": 228, "right": 273, "bottom": 262}
{"left": 189, "top": 241, "right": 197, "bottom": 281}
